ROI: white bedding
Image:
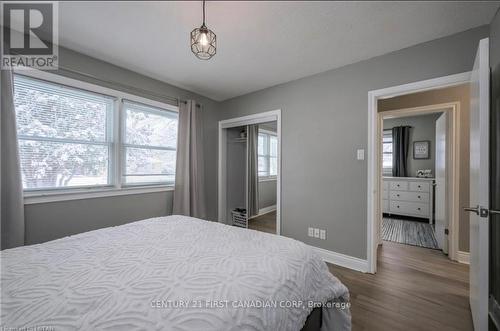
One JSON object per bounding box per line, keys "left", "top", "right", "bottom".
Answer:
{"left": 1, "top": 215, "right": 350, "bottom": 330}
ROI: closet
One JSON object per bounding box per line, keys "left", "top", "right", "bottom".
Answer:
{"left": 225, "top": 126, "right": 248, "bottom": 226}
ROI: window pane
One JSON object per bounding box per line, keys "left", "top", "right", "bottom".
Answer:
{"left": 14, "top": 75, "right": 112, "bottom": 142}
{"left": 270, "top": 157, "right": 277, "bottom": 176}
{"left": 124, "top": 147, "right": 176, "bottom": 184}
{"left": 383, "top": 154, "right": 393, "bottom": 169}
{"left": 124, "top": 101, "right": 178, "bottom": 148}
{"left": 19, "top": 140, "right": 108, "bottom": 189}
{"left": 383, "top": 142, "right": 392, "bottom": 153}
{"left": 258, "top": 133, "right": 268, "bottom": 155}
{"left": 258, "top": 156, "right": 268, "bottom": 175}
{"left": 269, "top": 136, "right": 278, "bottom": 157}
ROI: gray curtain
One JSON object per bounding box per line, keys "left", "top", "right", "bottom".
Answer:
{"left": 247, "top": 125, "right": 259, "bottom": 217}
{"left": 173, "top": 100, "right": 207, "bottom": 218}
{"left": 392, "top": 126, "right": 411, "bottom": 177}
{"left": 1, "top": 68, "right": 25, "bottom": 249}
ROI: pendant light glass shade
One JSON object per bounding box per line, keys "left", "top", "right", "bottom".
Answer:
{"left": 191, "top": 24, "right": 216, "bottom": 60}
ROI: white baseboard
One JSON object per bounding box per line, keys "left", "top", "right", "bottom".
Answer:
{"left": 457, "top": 250, "right": 470, "bottom": 264}
{"left": 258, "top": 205, "right": 276, "bottom": 215}
{"left": 311, "top": 246, "right": 369, "bottom": 273}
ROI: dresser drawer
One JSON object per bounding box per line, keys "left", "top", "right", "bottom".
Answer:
{"left": 382, "top": 190, "right": 389, "bottom": 200}
{"left": 389, "top": 181, "right": 408, "bottom": 191}
{"left": 409, "top": 181, "right": 430, "bottom": 192}
{"left": 390, "top": 191, "right": 429, "bottom": 203}
{"left": 382, "top": 199, "right": 389, "bottom": 213}
{"left": 390, "top": 201, "right": 429, "bottom": 217}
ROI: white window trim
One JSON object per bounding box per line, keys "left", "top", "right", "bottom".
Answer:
{"left": 14, "top": 69, "right": 179, "bottom": 203}
{"left": 259, "top": 176, "right": 277, "bottom": 182}
{"left": 24, "top": 186, "right": 174, "bottom": 205}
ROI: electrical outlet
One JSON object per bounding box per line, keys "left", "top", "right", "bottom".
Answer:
{"left": 320, "top": 229, "right": 326, "bottom": 240}
{"left": 308, "top": 227, "right": 314, "bottom": 237}
{"left": 314, "top": 228, "right": 320, "bottom": 238}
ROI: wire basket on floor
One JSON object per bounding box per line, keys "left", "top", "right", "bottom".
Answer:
{"left": 231, "top": 210, "right": 248, "bottom": 228}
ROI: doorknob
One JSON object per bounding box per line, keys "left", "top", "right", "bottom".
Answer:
{"left": 463, "top": 206, "right": 480, "bottom": 215}
{"left": 463, "top": 205, "right": 494, "bottom": 218}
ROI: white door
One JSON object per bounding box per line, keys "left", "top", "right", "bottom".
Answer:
{"left": 467, "top": 38, "right": 490, "bottom": 331}
{"left": 435, "top": 112, "right": 447, "bottom": 252}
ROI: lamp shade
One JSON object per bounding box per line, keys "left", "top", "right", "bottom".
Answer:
{"left": 191, "top": 25, "right": 216, "bottom": 60}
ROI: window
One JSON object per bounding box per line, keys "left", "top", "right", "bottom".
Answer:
{"left": 123, "top": 101, "right": 178, "bottom": 185}
{"left": 382, "top": 129, "right": 393, "bottom": 173}
{"left": 258, "top": 131, "right": 278, "bottom": 178}
{"left": 13, "top": 73, "right": 179, "bottom": 193}
{"left": 14, "top": 75, "right": 114, "bottom": 190}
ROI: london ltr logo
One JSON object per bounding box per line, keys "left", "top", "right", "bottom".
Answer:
{"left": 1, "top": 1, "right": 58, "bottom": 69}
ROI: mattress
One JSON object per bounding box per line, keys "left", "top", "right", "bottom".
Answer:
{"left": 1, "top": 215, "right": 351, "bottom": 330}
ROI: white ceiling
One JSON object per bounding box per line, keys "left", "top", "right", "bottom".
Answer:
{"left": 55, "top": 1, "right": 499, "bottom": 101}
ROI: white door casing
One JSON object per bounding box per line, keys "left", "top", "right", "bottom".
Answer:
{"left": 435, "top": 112, "right": 447, "bottom": 252}
{"left": 468, "top": 38, "right": 489, "bottom": 331}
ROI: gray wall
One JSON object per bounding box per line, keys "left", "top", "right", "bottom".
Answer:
{"left": 26, "top": 192, "right": 172, "bottom": 245}
{"left": 25, "top": 46, "right": 221, "bottom": 245}
{"left": 220, "top": 26, "right": 488, "bottom": 259}
{"left": 259, "top": 180, "right": 277, "bottom": 210}
{"left": 383, "top": 113, "right": 442, "bottom": 177}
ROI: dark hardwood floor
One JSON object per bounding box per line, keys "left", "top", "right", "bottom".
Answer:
{"left": 328, "top": 241, "right": 472, "bottom": 331}
{"left": 248, "top": 210, "right": 276, "bottom": 234}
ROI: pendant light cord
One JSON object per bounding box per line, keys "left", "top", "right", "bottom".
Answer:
{"left": 202, "top": 0, "right": 206, "bottom": 26}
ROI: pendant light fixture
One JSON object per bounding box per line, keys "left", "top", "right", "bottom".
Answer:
{"left": 191, "top": 0, "right": 216, "bottom": 60}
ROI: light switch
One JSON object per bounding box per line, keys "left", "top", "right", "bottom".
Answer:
{"left": 357, "top": 149, "right": 365, "bottom": 160}
{"left": 308, "top": 227, "right": 314, "bottom": 237}
{"left": 320, "top": 230, "right": 326, "bottom": 240}
{"left": 314, "top": 228, "right": 320, "bottom": 238}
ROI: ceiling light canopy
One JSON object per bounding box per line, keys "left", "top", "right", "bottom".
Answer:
{"left": 191, "top": 0, "right": 216, "bottom": 60}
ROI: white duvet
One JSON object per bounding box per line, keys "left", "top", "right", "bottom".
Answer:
{"left": 1, "top": 216, "right": 350, "bottom": 330}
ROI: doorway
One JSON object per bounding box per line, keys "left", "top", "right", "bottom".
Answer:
{"left": 380, "top": 108, "right": 452, "bottom": 254}
{"left": 367, "top": 72, "right": 471, "bottom": 273}
{"left": 218, "top": 110, "right": 281, "bottom": 235}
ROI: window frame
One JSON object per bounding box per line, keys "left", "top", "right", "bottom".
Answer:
{"left": 258, "top": 129, "right": 278, "bottom": 181}
{"left": 14, "top": 69, "right": 179, "bottom": 204}
{"left": 382, "top": 129, "right": 393, "bottom": 175}
{"left": 121, "top": 99, "right": 178, "bottom": 187}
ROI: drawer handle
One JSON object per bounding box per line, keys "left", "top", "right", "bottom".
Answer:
{"left": 397, "top": 184, "right": 400, "bottom": 187}
{"left": 418, "top": 185, "right": 421, "bottom": 188}
{"left": 397, "top": 194, "right": 400, "bottom": 197}
{"left": 417, "top": 207, "right": 421, "bottom": 211}
{"left": 418, "top": 195, "right": 421, "bottom": 199}
{"left": 397, "top": 205, "right": 400, "bottom": 208}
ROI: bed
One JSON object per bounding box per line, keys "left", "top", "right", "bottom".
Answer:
{"left": 1, "top": 215, "right": 351, "bottom": 330}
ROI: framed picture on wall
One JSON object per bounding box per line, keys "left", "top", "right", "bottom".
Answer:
{"left": 413, "top": 140, "right": 430, "bottom": 159}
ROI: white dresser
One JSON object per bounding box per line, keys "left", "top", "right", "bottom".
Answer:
{"left": 382, "top": 177, "right": 435, "bottom": 223}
